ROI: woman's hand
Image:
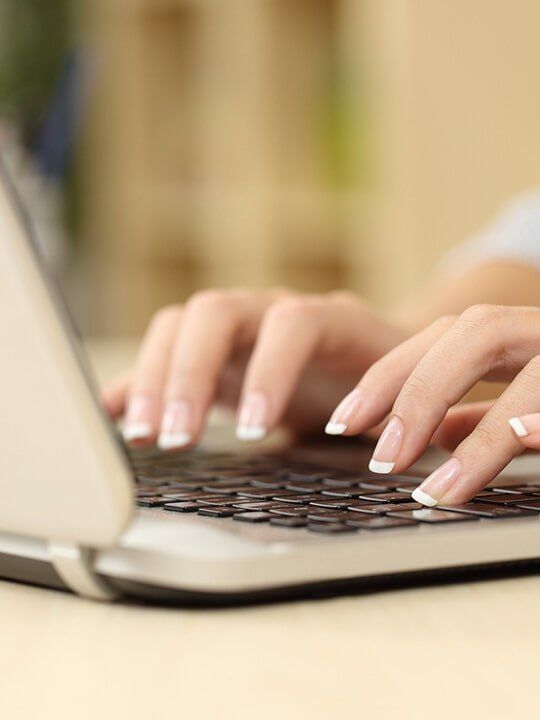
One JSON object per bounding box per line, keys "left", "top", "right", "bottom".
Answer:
{"left": 326, "top": 304, "right": 540, "bottom": 506}
{"left": 102, "top": 288, "right": 407, "bottom": 450}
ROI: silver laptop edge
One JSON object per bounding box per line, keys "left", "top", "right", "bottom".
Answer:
{"left": 1, "top": 155, "right": 540, "bottom": 604}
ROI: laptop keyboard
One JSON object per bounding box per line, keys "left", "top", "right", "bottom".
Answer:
{"left": 128, "top": 449, "right": 540, "bottom": 534}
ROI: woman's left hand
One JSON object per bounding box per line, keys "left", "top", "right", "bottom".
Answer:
{"left": 325, "top": 304, "right": 540, "bottom": 506}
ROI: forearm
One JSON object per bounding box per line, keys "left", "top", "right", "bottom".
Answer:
{"left": 390, "top": 260, "right": 540, "bottom": 334}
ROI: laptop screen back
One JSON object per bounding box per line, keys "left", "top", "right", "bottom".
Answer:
{"left": 0, "top": 157, "right": 133, "bottom": 546}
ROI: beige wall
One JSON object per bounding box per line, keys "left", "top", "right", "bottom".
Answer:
{"left": 80, "top": 0, "right": 540, "bottom": 335}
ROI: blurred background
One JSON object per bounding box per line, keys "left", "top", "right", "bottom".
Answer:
{"left": 2, "top": 0, "right": 540, "bottom": 338}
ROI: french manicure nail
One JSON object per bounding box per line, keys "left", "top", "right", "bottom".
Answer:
{"left": 158, "top": 400, "right": 193, "bottom": 450}
{"left": 236, "top": 392, "right": 268, "bottom": 441}
{"left": 368, "top": 416, "right": 404, "bottom": 473}
{"left": 509, "top": 417, "right": 528, "bottom": 438}
{"left": 325, "top": 388, "right": 363, "bottom": 435}
{"left": 123, "top": 395, "right": 153, "bottom": 442}
{"left": 411, "top": 457, "right": 461, "bottom": 507}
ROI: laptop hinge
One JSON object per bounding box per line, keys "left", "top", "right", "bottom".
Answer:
{"left": 48, "top": 541, "right": 119, "bottom": 601}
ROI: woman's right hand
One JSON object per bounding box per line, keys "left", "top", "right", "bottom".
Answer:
{"left": 102, "top": 288, "right": 408, "bottom": 450}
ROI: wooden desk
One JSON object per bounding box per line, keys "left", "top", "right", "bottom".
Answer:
{"left": 1, "top": 341, "right": 539, "bottom": 720}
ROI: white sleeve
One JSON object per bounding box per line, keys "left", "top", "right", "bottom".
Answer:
{"left": 442, "top": 190, "right": 540, "bottom": 274}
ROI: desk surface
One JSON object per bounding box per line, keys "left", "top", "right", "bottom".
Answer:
{"left": 2, "top": 340, "right": 540, "bottom": 720}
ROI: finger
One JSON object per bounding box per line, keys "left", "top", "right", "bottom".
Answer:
{"left": 432, "top": 401, "right": 493, "bottom": 451}
{"left": 411, "top": 356, "right": 540, "bottom": 505}
{"left": 101, "top": 373, "right": 131, "bottom": 419}
{"left": 325, "top": 315, "right": 456, "bottom": 437}
{"left": 236, "top": 293, "right": 373, "bottom": 439}
{"left": 368, "top": 305, "right": 540, "bottom": 474}
{"left": 158, "top": 289, "right": 281, "bottom": 450}
{"left": 123, "top": 306, "right": 182, "bottom": 445}
{"left": 509, "top": 412, "right": 540, "bottom": 450}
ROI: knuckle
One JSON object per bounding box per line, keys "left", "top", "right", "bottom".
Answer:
{"left": 150, "top": 304, "right": 181, "bottom": 328}
{"left": 400, "top": 373, "right": 436, "bottom": 406}
{"left": 432, "top": 314, "right": 458, "bottom": 332}
{"left": 458, "top": 304, "right": 508, "bottom": 328}
{"left": 469, "top": 419, "right": 500, "bottom": 453}
{"left": 186, "top": 288, "right": 236, "bottom": 315}
{"left": 265, "top": 296, "right": 320, "bottom": 325}
{"left": 327, "top": 289, "right": 361, "bottom": 307}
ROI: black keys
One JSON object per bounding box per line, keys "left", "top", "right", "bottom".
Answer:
{"left": 136, "top": 487, "right": 172, "bottom": 497}
{"left": 237, "top": 489, "right": 299, "bottom": 500}
{"left": 249, "top": 477, "right": 290, "bottom": 490}
{"left": 476, "top": 493, "right": 534, "bottom": 505}
{"left": 307, "top": 523, "right": 357, "bottom": 534}
{"left": 269, "top": 506, "right": 313, "bottom": 517}
{"left": 321, "top": 488, "right": 385, "bottom": 499}
{"left": 321, "top": 478, "right": 354, "bottom": 488}
{"left": 491, "top": 485, "right": 540, "bottom": 495}
{"left": 436, "top": 503, "right": 538, "bottom": 519}
{"left": 388, "top": 508, "right": 479, "bottom": 524}
{"left": 348, "top": 492, "right": 414, "bottom": 504}
{"left": 233, "top": 512, "right": 273, "bottom": 523}
{"left": 272, "top": 493, "right": 323, "bottom": 504}
{"left": 345, "top": 516, "right": 417, "bottom": 530}
{"left": 306, "top": 511, "right": 350, "bottom": 523}
{"left": 512, "top": 499, "right": 540, "bottom": 511}
{"left": 308, "top": 498, "right": 356, "bottom": 510}
{"left": 163, "top": 501, "right": 202, "bottom": 513}
{"left": 136, "top": 497, "right": 171, "bottom": 508}
{"left": 232, "top": 501, "right": 291, "bottom": 511}
{"left": 284, "top": 482, "right": 330, "bottom": 493}
{"left": 202, "top": 484, "right": 252, "bottom": 495}
{"left": 347, "top": 501, "right": 422, "bottom": 515}
{"left": 270, "top": 517, "right": 308, "bottom": 528}
{"left": 198, "top": 497, "right": 249, "bottom": 507}
{"left": 198, "top": 507, "right": 239, "bottom": 518}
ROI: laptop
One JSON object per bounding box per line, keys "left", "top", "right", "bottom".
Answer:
{"left": 2, "top": 158, "right": 540, "bottom": 605}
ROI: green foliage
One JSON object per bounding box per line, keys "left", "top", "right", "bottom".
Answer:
{"left": 0, "top": 1, "right": 71, "bottom": 135}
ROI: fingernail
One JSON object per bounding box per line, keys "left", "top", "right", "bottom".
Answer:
{"left": 123, "top": 395, "right": 153, "bottom": 443}
{"left": 236, "top": 392, "right": 268, "bottom": 441}
{"left": 508, "top": 414, "right": 540, "bottom": 438}
{"left": 158, "top": 400, "right": 192, "bottom": 450}
{"left": 368, "top": 416, "right": 404, "bottom": 473}
{"left": 411, "top": 457, "right": 461, "bottom": 507}
{"left": 325, "top": 389, "right": 363, "bottom": 435}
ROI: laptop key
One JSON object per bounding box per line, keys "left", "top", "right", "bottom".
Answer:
{"left": 233, "top": 512, "right": 273, "bottom": 523}
{"left": 309, "top": 498, "right": 356, "bottom": 509}
{"left": 352, "top": 492, "right": 415, "bottom": 503}
{"left": 476, "top": 493, "right": 534, "bottom": 505}
{"left": 198, "top": 507, "right": 239, "bottom": 518}
{"left": 232, "top": 501, "right": 292, "bottom": 511}
{"left": 321, "top": 478, "right": 354, "bottom": 488}
{"left": 238, "top": 489, "right": 299, "bottom": 500}
{"left": 307, "top": 511, "right": 350, "bottom": 523}
{"left": 436, "top": 503, "right": 538, "bottom": 518}
{"left": 345, "top": 516, "right": 418, "bottom": 530}
{"left": 388, "top": 508, "right": 479, "bottom": 523}
{"left": 321, "top": 488, "right": 387, "bottom": 498}
{"left": 249, "top": 478, "right": 290, "bottom": 489}
{"left": 272, "top": 493, "right": 323, "bottom": 504}
{"left": 270, "top": 517, "right": 308, "bottom": 528}
{"left": 284, "top": 482, "right": 329, "bottom": 493}
{"left": 136, "top": 497, "right": 172, "bottom": 507}
{"left": 269, "top": 506, "right": 314, "bottom": 517}
{"left": 202, "top": 484, "right": 252, "bottom": 495}
{"left": 163, "top": 501, "right": 202, "bottom": 513}
{"left": 347, "top": 501, "right": 423, "bottom": 514}
{"left": 511, "top": 499, "right": 540, "bottom": 511}
{"left": 307, "top": 523, "right": 357, "bottom": 534}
